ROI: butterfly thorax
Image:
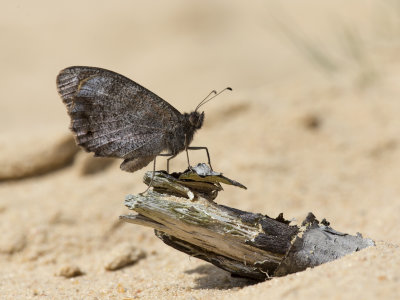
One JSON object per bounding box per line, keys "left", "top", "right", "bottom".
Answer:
{"left": 165, "top": 111, "right": 204, "bottom": 155}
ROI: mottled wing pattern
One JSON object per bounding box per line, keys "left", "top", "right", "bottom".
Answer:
{"left": 56, "top": 66, "right": 182, "bottom": 172}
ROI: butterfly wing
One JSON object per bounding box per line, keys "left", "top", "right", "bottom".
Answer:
{"left": 56, "top": 66, "right": 182, "bottom": 171}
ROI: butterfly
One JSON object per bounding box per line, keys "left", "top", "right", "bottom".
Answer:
{"left": 56, "top": 66, "right": 231, "bottom": 174}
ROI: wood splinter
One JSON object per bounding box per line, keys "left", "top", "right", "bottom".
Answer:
{"left": 120, "top": 163, "right": 374, "bottom": 281}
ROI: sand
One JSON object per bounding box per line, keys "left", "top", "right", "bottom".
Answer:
{"left": 1, "top": 1, "right": 399, "bottom": 299}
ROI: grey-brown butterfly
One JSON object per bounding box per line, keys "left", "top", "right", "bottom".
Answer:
{"left": 56, "top": 66, "right": 231, "bottom": 175}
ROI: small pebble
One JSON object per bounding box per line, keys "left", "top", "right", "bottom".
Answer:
{"left": 57, "top": 265, "right": 84, "bottom": 278}
{"left": 0, "top": 226, "right": 26, "bottom": 254}
{"left": 105, "top": 243, "right": 146, "bottom": 271}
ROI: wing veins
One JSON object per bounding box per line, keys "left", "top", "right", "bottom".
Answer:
{"left": 75, "top": 121, "right": 162, "bottom": 133}
{"left": 121, "top": 132, "right": 164, "bottom": 158}
{"left": 78, "top": 121, "right": 166, "bottom": 146}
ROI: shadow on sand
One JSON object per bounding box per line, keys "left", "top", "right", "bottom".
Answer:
{"left": 185, "top": 264, "right": 258, "bottom": 290}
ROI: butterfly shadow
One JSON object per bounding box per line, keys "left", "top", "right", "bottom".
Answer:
{"left": 185, "top": 264, "right": 258, "bottom": 290}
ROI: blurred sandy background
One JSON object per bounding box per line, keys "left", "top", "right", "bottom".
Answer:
{"left": 1, "top": 0, "right": 400, "bottom": 299}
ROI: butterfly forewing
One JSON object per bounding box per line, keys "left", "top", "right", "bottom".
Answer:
{"left": 56, "top": 66, "right": 182, "bottom": 170}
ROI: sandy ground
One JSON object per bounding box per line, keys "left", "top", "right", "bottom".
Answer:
{"left": 1, "top": 1, "right": 400, "bottom": 299}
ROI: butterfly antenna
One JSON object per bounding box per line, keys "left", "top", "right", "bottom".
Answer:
{"left": 195, "top": 90, "right": 217, "bottom": 111}
{"left": 195, "top": 87, "right": 232, "bottom": 111}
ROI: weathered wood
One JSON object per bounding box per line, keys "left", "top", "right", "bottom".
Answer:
{"left": 120, "top": 164, "right": 375, "bottom": 281}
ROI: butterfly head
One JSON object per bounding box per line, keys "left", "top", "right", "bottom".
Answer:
{"left": 188, "top": 111, "right": 204, "bottom": 129}
{"left": 188, "top": 87, "right": 232, "bottom": 130}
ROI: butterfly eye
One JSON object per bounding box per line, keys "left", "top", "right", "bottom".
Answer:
{"left": 189, "top": 114, "right": 196, "bottom": 125}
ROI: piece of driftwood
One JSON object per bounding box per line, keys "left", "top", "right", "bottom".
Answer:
{"left": 120, "top": 164, "right": 374, "bottom": 281}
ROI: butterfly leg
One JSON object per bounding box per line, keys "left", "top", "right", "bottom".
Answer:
{"left": 166, "top": 154, "right": 178, "bottom": 173}
{"left": 187, "top": 146, "right": 213, "bottom": 170}
{"left": 141, "top": 157, "right": 157, "bottom": 194}
{"left": 142, "top": 153, "right": 174, "bottom": 194}
{"left": 185, "top": 148, "right": 191, "bottom": 169}
{"left": 157, "top": 153, "right": 177, "bottom": 173}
